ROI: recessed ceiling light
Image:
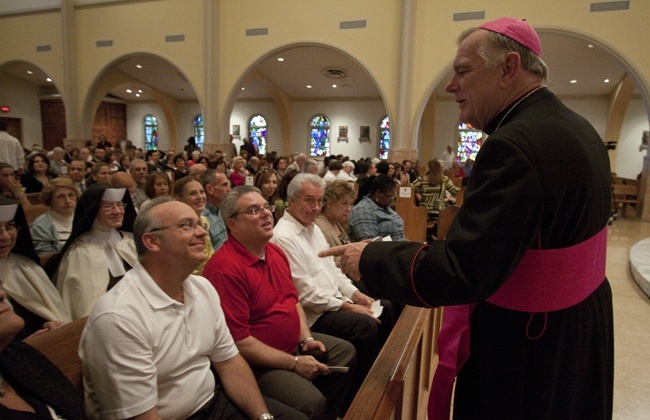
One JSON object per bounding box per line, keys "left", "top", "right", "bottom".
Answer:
{"left": 588, "top": 44, "right": 594, "bottom": 48}
{"left": 306, "top": 85, "right": 312, "bottom": 89}
{"left": 46, "top": 77, "right": 52, "bottom": 82}
{"left": 136, "top": 64, "right": 142, "bottom": 69}
{"left": 135, "top": 93, "right": 140, "bottom": 97}
{"left": 27, "top": 70, "right": 33, "bottom": 75}
{"left": 138, "top": 89, "right": 143, "bottom": 93}
{"left": 241, "top": 87, "right": 245, "bottom": 90}
{"left": 570, "top": 80, "right": 577, "bottom": 84}
{"left": 277, "top": 57, "right": 284, "bottom": 62}
{"left": 332, "top": 84, "right": 337, "bottom": 88}
{"left": 604, "top": 79, "right": 610, "bottom": 83}
{"left": 126, "top": 89, "right": 132, "bottom": 93}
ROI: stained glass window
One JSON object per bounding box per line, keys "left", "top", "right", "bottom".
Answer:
{"left": 249, "top": 115, "right": 267, "bottom": 155}
{"left": 144, "top": 115, "right": 158, "bottom": 151}
{"left": 379, "top": 116, "right": 391, "bottom": 159}
{"left": 194, "top": 115, "right": 204, "bottom": 150}
{"left": 456, "top": 122, "right": 483, "bottom": 162}
{"left": 310, "top": 115, "right": 330, "bottom": 157}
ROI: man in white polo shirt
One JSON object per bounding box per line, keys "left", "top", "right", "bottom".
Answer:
{"left": 80, "top": 198, "right": 302, "bottom": 419}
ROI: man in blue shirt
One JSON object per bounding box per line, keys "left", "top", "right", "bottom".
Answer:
{"left": 201, "top": 169, "right": 230, "bottom": 251}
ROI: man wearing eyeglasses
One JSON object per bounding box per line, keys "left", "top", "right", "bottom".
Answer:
{"left": 80, "top": 198, "right": 300, "bottom": 420}
{"left": 272, "top": 173, "right": 395, "bottom": 410}
{"left": 203, "top": 186, "right": 355, "bottom": 419}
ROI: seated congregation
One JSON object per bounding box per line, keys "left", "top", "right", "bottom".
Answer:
{"left": 0, "top": 143, "right": 436, "bottom": 418}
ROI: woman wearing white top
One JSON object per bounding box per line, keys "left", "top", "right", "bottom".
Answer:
{"left": 30, "top": 178, "right": 79, "bottom": 256}
{"left": 0, "top": 197, "right": 70, "bottom": 339}
{"left": 54, "top": 185, "right": 138, "bottom": 320}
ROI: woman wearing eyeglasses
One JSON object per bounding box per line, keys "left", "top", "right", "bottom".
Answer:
{"left": 53, "top": 184, "right": 138, "bottom": 320}
{"left": 0, "top": 197, "right": 70, "bottom": 339}
{"left": 315, "top": 181, "right": 356, "bottom": 267}
{"left": 348, "top": 174, "right": 406, "bottom": 241}
{"left": 174, "top": 176, "right": 213, "bottom": 274}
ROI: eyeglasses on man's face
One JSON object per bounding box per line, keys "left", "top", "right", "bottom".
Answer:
{"left": 148, "top": 219, "right": 204, "bottom": 233}
{"left": 231, "top": 203, "right": 275, "bottom": 218}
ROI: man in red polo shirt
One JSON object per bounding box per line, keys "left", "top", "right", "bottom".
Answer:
{"left": 203, "top": 186, "right": 355, "bottom": 420}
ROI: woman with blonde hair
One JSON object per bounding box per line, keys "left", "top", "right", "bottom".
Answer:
{"left": 412, "top": 158, "right": 458, "bottom": 221}
{"left": 174, "top": 176, "right": 213, "bottom": 274}
{"left": 229, "top": 156, "right": 248, "bottom": 187}
{"left": 315, "top": 180, "right": 357, "bottom": 266}
{"left": 30, "top": 177, "right": 80, "bottom": 255}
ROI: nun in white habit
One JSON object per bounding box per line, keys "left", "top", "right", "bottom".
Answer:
{"left": 54, "top": 184, "right": 138, "bottom": 320}
{"left": 0, "top": 197, "right": 71, "bottom": 339}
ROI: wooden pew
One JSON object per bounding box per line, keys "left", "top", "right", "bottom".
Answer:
{"left": 345, "top": 305, "right": 444, "bottom": 419}
{"left": 612, "top": 184, "right": 639, "bottom": 218}
{"left": 23, "top": 203, "right": 48, "bottom": 226}
{"left": 435, "top": 205, "right": 460, "bottom": 240}
{"left": 395, "top": 187, "right": 428, "bottom": 243}
{"left": 24, "top": 317, "right": 88, "bottom": 395}
{"left": 26, "top": 192, "right": 42, "bottom": 205}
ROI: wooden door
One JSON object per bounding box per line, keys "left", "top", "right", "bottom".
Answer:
{"left": 40, "top": 99, "right": 67, "bottom": 150}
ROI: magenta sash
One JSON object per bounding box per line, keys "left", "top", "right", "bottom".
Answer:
{"left": 427, "top": 227, "right": 607, "bottom": 419}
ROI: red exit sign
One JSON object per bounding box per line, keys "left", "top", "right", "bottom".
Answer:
{"left": 0, "top": 106, "right": 10, "bottom": 113}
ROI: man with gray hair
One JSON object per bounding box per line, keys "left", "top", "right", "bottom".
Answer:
{"left": 49, "top": 146, "right": 69, "bottom": 176}
{"left": 80, "top": 197, "right": 299, "bottom": 419}
{"left": 302, "top": 159, "right": 318, "bottom": 175}
{"left": 286, "top": 153, "right": 307, "bottom": 173}
{"left": 204, "top": 186, "right": 355, "bottom": 419}
{"left": 322, "top": 17, "right": 613, "bottom": 419}
{"left": 336, "top": 161, "right": 356, "bottom": 182}
{"left": 272, "top": 173, "right": 395, "bottom": 409}
{"left": 129, "top": 158, "right": 149, "bottom": 210}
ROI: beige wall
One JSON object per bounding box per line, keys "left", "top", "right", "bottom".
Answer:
{"left": 0, "top": 0, "right": 648, "bottom": 156}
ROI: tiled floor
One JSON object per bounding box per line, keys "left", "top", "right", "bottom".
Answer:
{"left": 607, "top": 218, "right": 650, "bottom": 419}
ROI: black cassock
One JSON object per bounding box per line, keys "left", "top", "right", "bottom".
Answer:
{"left": 360, "top": 88, "right": 614, "bottom": 419}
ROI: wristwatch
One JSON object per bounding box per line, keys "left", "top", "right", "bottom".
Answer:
{"left": 258, "top": 413, "right": 274, "bottom": 420}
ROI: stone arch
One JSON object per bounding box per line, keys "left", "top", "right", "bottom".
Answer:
{"left": 221, "top": 42, "right": 391, "bottom": 157}
{"left": 81, "top": 53, "right": 201, "bottom": 151}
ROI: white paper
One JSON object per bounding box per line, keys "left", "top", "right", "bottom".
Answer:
{"left": 372, "top": 300, "right": 383, "bottom": 318}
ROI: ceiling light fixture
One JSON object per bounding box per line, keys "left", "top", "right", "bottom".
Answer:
{"left": 126, "top": 89, "right": 132, "bottom": 93}
{"left": 27, "top": 70, "right": 33, "bottom": 75}
{"left": 136, "top": 94, "right": 140, "bottom": 97}
{"left": 588, "top": 44, "right": 594, "bottom": 48}
{"left": 306, "top": 85, "right": 312, "bottom": 89}
{"left": 332, "top": 84, "right": 337, "bottom": 88}
{"left": 604, "top": 79, "right": 610, "bottom": 83}
{"left": 570, "top": 80, "right": 577, "bottom": 84}
{"left": 277, "top": 57, "right": 284, "bottom": 62}
{"left": 241, "top": 87, "right": 245, "bottom": 90}
{"left": 136, "top": 64, "right": 142, "bottom": 69}
{"left": 46, "top": 77, "right": 52, "bottom": 82}
{"left": 138, "top": 89, "right": 143, "bottom": 93}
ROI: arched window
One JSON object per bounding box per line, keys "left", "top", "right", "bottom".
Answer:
{"left": 456, "top": 122, "right": 483, "bottom": 162}
{"left": 379, "top": 116, "right": 391, "bottom": 159}
{"left": 249, "top": 115, "right": 267, "bottom": 155}
{"left": 144, "top": 115, "right": 159, "bottom": 151}
{"left": 193, "top": 115, "right": 204, "bottom": 150}
{"left": 310, "top": 115, "right": 330, "bottom": 157}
